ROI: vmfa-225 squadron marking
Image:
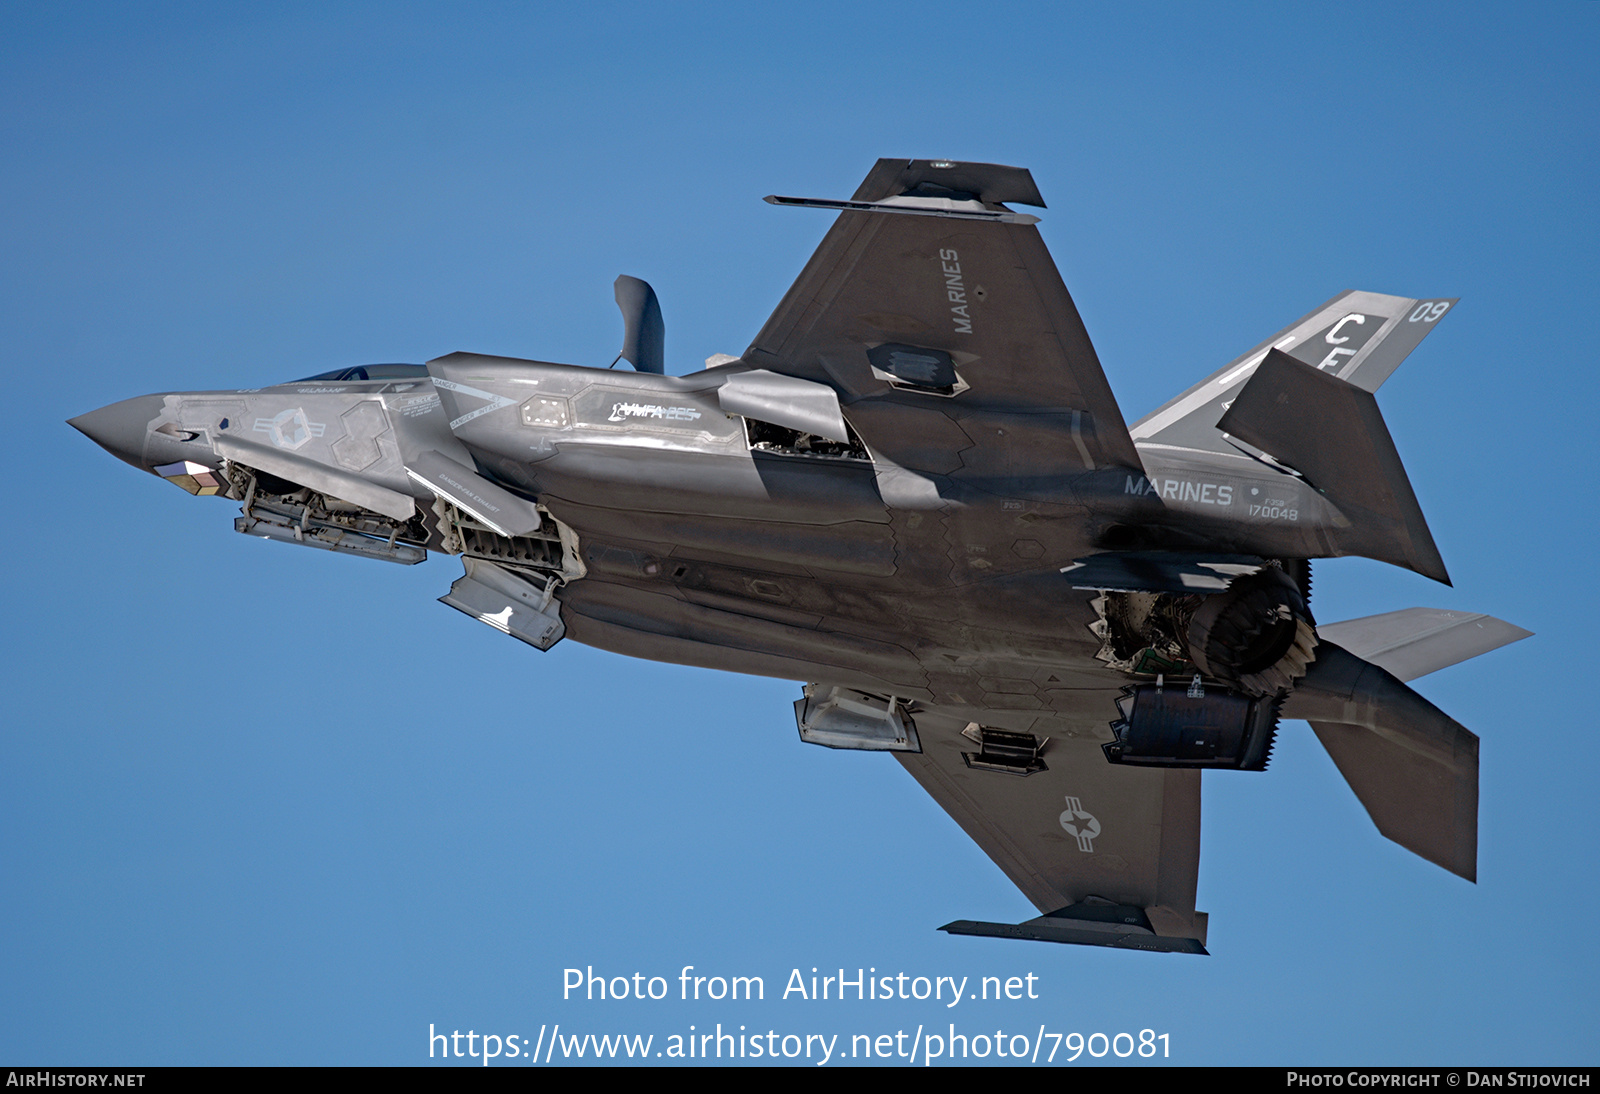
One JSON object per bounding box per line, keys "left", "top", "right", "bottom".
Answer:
{"left": 72, "top": 159, "right": 1527, "bottom": 954}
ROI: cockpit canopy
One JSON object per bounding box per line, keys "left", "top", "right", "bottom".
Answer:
{"left": 290, "top": 363, "right": 429, "bottom": 383}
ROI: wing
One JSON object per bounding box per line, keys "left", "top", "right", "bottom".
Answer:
{"left": 743, "top": 159, "right": 1143, "bottom": 478}
{"left": 897, "top": 703, "right": 1209, "bottom": 953}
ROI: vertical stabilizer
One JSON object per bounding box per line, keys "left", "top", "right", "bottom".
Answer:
{"left": 1131, "top": 291, "right": 1455, "bottom": 462}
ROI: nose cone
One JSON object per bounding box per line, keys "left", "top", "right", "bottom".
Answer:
{"left": 69, "top": 394, "right": 169, "bottom": 470}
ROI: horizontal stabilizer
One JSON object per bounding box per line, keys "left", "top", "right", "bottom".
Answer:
{"left": 1217, "top": 349, "right": 1448, "bottom": 584}
{"left": 1318, "top": 608, "right": 1532, "bottom": 682}
{"left": 1283, "top": 642, "right": 1478, "bottom": 880}
{"left": 942, "top": 903, "right": 1206, "bottom": 954}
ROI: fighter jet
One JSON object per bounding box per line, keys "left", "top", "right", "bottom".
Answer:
{"left": 71, "top": 158, "right": 1528, "bottom": 954}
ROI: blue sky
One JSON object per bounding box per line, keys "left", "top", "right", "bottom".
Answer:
{"left": 3, "top": 1, "right": 1596, "bottom": 1066}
